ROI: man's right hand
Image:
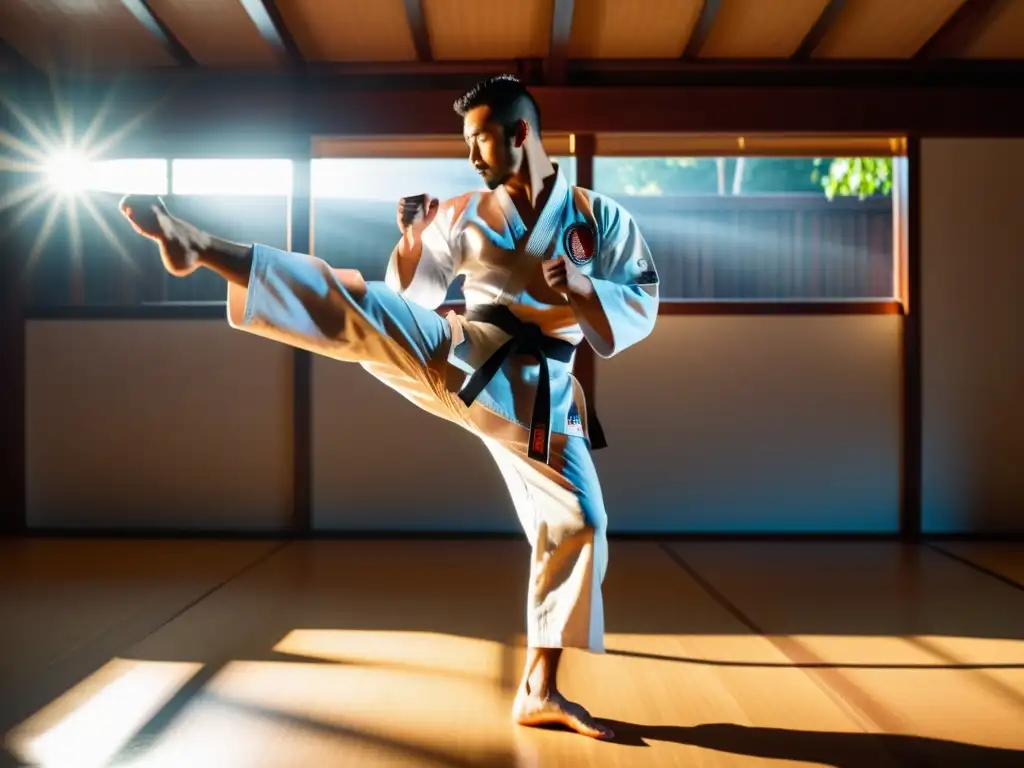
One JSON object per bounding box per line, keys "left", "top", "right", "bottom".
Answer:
{"left": 396, "top": 193, "right": 439, "bottom": 240}
{"left": 393, "top": 194, "right": 438, "bottom": 287}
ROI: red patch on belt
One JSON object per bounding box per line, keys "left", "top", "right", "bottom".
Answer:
{"left": 531, "top": 425, "right": 547, "bottom": 455}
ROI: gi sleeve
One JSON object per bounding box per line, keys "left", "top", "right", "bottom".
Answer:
{"left": 578, "top": 196, "right": 660, "bottom": 358}
{"left": 384, "top": 199, "right": 460, "bottom": 310}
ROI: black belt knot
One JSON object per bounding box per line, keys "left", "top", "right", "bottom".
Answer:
{"left": 514, "top": 322, "right": 546, "bottom": 349}
{"left": 457, "top": 304, "right": 607, "bottom": 463}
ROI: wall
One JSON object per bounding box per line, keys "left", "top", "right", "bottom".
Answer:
{"left": 920, "top": 139, "right": 1024, "bottom": 533}
{"left": 595, "top": 314, "right": 901, "bottom": 533}
{"left": 24, "top": 313, "right": 902, "bottom": 533}
{"left": 311, "top": 358, "right": 513, "bottom": 531}
{"left": 24, "top": 320, "right": 294, "bottom": 530}
{"left": 24, "top": 141, "right": 1024, "bottom": 535}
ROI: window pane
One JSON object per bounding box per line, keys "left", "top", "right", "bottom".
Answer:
{"left": 594, "top": 156, "right": 895, "bottom": 300}
{"left": 43, "top": 156, "right": 167, "bottom": 195}
{"left": 312, "top": 157, "right": 577, "bottom": 302}
{"left": 554, "top": 156, "right": 577, "bottom": 186}
{"left": 162, "top": 195, "right": 290, "bottom": 302}
{"left": 18, "top": 158, "right": 168, "bottom": 306}
{"left": 313, "top": 158, "right": 481, "bottom": 201}
{"left": 312, "top": 156, "right": 577, "bottom": 200}
{"left": 172, "top": 159, "right": 293, "bottom": 196}
{"left": 14, "top": 191, "right": 169, "bottom": 308}
{"left": 162, "top": 159, "right": 292, "bottom": 301}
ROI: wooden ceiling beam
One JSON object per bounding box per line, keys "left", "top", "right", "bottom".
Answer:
{"left": 39, "top": 57, "right": 1024, "bottom": 87}
{"left": 682, "top": 0, "right": 723, "bottom": 58}
{"left": 403, "top": 0, "right": 434, "bottom": 62}
{"left": 119, "top": 0, "right": 197, "bottom": 67}
{"left": 545, "top": 0, "right": 576, "bottom": 84}
{"left": 792, "top": 0, "right": 846, "bottom": 59}
{"left": 237, "top": 0, "right": 306, "bottom": 68}
{"left": 915, "top": 0, "right": 1008, "bottom": 60}
{"left": 22, "top": 75, "right": 1022, "bottom": 159}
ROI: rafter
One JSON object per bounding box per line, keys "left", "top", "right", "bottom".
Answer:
{"left": 915, "top": 0, "right": 1007, "bottom": 60}
{"left": 119, "top": 0, "right": 196, "bottom": 67}
{"left": 403, "top": 0, "right": 433, "bottom": 62}
{"left": 545, "top": 0, "right": 575, "bottom": 84}
{"left": 792, "top": 0, "right": 846, "bottom": 59}
{"left": 45, "top": 65, "right": 1024, "bottom": 148}
{"left": 237, "top": 0, "right": 306, "bottom": 68}
{"left": 682, "top": 0, "right": 722, "bottom": 58}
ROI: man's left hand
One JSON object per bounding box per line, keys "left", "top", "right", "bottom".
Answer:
{"left": 541, "top": 255, "right": 593, "bottom": 300}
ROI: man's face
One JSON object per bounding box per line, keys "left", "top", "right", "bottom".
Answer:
{"left": 463, "top": 105, "right": 523, "bottom": 190}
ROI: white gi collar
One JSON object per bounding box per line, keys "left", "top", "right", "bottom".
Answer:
{"left": 494, "top": 165, "right": 571, "bottom": 261}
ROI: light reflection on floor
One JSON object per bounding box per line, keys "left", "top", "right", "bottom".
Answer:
{"left": 7, "top": 629, "right": 1024, "bottom": 767}
{"left": 5, "top": 659, "right": 204, "bottom": 768}
{"left": 5, "top": 540, "right": 1024, "bottom": 767}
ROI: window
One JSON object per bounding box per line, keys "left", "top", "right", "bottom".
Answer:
{"left": 164, "top": 159, "right": 293, "bottom": 302}
{"left": 311, "top": 154, "right": 577, "bottom": 303}
{"left": 18, "top": 158, "right": 169, "bottom": 308}
{"left": 312, "top": 158, "right": 486, "bottom": 202}
{"left": 171, "top": 159, "right": 293, "bottom": 197}
{"left": 43, "top": 156, "right": 168, "bottom": 196}
{"left": 593, "top": 139, "right": 900, "bottom": 301}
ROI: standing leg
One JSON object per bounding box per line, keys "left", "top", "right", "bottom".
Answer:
{"left": 481, "top": 433, "right": 613, "bottom": 740}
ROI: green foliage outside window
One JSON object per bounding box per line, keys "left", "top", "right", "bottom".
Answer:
{"left": 595, "top": 156, "right": 894, "bottom": 200}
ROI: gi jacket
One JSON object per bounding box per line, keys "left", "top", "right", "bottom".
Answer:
{"left": 384, "top": 166, "right": 660, "bottom": 447}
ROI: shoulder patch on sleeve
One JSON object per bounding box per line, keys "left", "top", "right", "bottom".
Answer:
{"left": 564, "top": 222, "right": 597, "bottom": 266}
{"left": 637, "top": 268, "right": 659, "bottom": 285}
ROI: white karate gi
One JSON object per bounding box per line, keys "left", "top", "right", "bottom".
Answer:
{"left": 225, "top": 166, "right": 658, "bottom": 652}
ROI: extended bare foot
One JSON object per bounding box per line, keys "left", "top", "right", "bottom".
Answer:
{"left": 119, "top": 194, "right": 205, "bottom": 277}
{"left": 513, "top": 688, "right": 614, "bottom": 740}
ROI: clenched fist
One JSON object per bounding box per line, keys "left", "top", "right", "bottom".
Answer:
{"left": 396, "top": 193, "right": 439, "bottom": 238}
{"left": 541, "top": 255, "right": 593, "bottom": 299}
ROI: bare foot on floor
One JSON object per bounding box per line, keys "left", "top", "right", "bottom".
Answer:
{"left": 513, "top": 689, "right": 614, "bottom": 740}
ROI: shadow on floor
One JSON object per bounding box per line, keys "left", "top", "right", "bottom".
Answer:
{"left": 605, "top": 647, "right": 1024, "bottom": 670}
{"left": 599, "top": 721, "right": 1024, "bottom": 767}
{"left": 4, "top": 538, "right": 1024, "bottom": 768}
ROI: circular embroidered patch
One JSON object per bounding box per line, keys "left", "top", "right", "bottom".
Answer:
{"left": 564, "top": 223, "right": 596, "bottom": 266}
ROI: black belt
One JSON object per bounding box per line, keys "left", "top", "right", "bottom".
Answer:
{"left": 457, "top": 304, "right": 607, "bottom": 463}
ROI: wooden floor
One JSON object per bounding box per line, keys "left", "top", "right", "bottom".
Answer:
{"left": 2, "top": 539, "right": 1023, "bottom": 767}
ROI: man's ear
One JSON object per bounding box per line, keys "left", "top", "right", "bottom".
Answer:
{"left": 513, "top": 119, "right": 529, "bottom": 148}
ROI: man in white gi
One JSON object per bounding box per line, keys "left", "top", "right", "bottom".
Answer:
{"left": 120, "top": 75, "right": 658, "bottom": 740}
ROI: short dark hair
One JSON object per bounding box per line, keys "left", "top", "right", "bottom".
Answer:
{"left": 453, "top": 74, "right": 542, "bottom": 137}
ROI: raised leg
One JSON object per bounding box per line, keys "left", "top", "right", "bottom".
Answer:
{"left": 119, "top": 194, "right": 459, "bottom": 418}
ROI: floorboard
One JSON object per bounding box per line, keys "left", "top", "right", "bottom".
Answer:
{"left": 3, "top": 539, "right": 1023, "bottom": 767}
{"left": 929, "top": 542, "right": 1024, "bottom": 592}
{"left": 666, "top": 542, "right": 1024, "bottom": 764}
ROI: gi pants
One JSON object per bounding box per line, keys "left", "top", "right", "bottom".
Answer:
{"left": 228, "top": 245, "right": 608, "bottom": 652}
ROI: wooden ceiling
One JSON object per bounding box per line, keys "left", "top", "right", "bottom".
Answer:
{"left": 0, "top": 0, "right": 1022, "bottom": 77}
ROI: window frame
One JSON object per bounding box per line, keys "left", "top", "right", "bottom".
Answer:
{"left": 587, "top": 132, "right": 908, "bottom": 313}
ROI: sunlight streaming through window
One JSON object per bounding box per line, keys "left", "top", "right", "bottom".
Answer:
{"left": 311, "top": 156, "right": 577, "bottom": 200}
{"left": 312, "top": 158, "right": 484, "bottom": 201}
{"left": 593, "top": 155, "right": 895, "bottom": 299}
{"left": 43, "top": 157, "right": 168, "bottom": 195}
{"left": 171, "top": 159, "right": 293, "bottom": 196}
